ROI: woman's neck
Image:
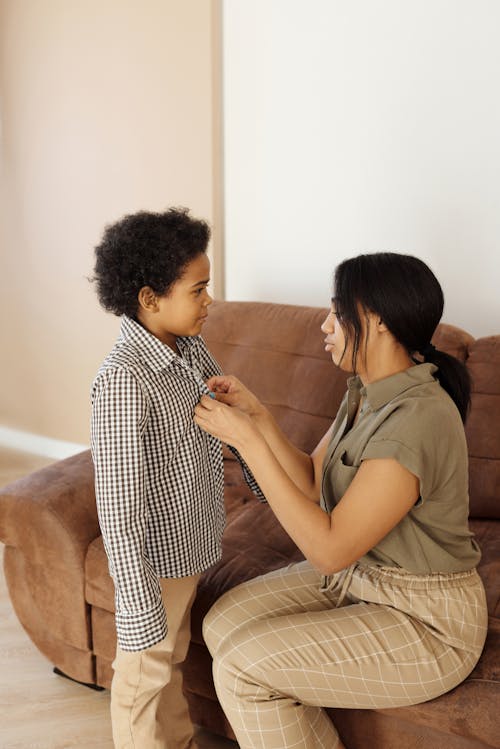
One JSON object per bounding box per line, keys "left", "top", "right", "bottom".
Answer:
{"left": 357, "top": 346, "right": 414, "bottom": 386}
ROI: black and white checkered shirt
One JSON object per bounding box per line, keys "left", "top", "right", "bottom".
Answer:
{"left": 91, "top": 316, "right": 225, "bottom": 651}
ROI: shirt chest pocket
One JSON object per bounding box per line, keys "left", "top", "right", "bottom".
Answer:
{"left": 324, "top": 450, "right": 360, "bottom": 509}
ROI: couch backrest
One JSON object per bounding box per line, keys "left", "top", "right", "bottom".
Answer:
{"left": 203, "top": 301, "right": 499, "bottom": 520}
{"left": 203, "top": 301, "right": 348, "bottom": 453}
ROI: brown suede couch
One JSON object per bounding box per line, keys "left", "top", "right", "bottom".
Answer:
{"left": 0, "top": 301, "right": 499, "bottom": 748}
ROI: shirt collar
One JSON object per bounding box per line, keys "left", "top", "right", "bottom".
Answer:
{"left": 348, "top": 363, "right": 438, "bottom": 411}
{"left": 120, "top": 315, "right": 197, "bottom": 372}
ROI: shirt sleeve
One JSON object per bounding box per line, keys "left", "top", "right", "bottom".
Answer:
{"left": 362, "top": 438, "right": 424, "bottom": 483}
{"left": 91, "top": 368, "right": 167, "bottom": 651}
{"left": 229, "top": 447, "right": 268, "bottom": 502}
{"left": 360, "top": 405, "right": 438, "bottom": 505}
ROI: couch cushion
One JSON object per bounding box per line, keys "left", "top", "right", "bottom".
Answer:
{"left": 466, "top": 336, "right": 500, "bottom": 519}
{"left": 470, "top": 519, "right": 500, "bottom": 618}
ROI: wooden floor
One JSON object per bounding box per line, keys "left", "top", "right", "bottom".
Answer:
{"left": 0, "top": 447, "right": 237, "bottom": 749}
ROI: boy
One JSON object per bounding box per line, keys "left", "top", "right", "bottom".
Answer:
{"left": 90, "top": 207, "right": 224, "bottom": 749}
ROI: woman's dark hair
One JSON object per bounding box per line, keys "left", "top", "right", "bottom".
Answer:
{"left": 333, "top": 252, "right": 471, "bottom": 422}
{"left": 92, "top": 207, "right": 210, "bottom": 318}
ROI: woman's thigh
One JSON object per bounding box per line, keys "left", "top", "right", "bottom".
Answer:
{"left": 214, "top": 597, "right": 477, "bottom": 711}
{"left": 203, "top": 560, "right": 339, "bottom": 656}
{"left": 209, "top": 563, "right": 487, "bottom": 710}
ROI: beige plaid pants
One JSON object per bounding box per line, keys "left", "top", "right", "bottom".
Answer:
{"left": 203, "top": 561, "right": 487, "bottom": 749}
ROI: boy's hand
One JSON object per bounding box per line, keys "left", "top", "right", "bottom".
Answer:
{"left": 194, "top": 394, "right": 258, "bottom": 450}
{"left": 205, "top": 375, "right": 264, "bottom": 418}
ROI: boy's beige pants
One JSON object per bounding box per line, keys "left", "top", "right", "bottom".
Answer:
{"left": 204, "top": 560, "right": 488, "bottom": 749}
{"left": 111, "top": 574, "right": 200, "bottom": 749}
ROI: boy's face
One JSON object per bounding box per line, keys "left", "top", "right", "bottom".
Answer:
{"left": 137, "top": 252, "right": 212, "bottom": 350}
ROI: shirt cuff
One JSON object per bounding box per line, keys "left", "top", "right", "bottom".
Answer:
{"left": 229, "top": 446, "right": 267, "bottom": 502}
{"left": 115, "top": 600, "right": 168, "bottom": 652}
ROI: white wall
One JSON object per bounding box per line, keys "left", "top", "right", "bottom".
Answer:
{"left": 223, "top": 0, "right": 500, "bottom": 337}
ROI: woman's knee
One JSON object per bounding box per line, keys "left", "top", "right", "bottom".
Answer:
{"left": 202, "top": 601, "right": 221, "bottom": 656}
{"left": 203, "top": 577, "right": 262, "bottom": 655}
{"left": 210, "top": 623, "right": 264, "bottom": 701}
{"left": 202, "top": 585, "right": 243, "bottom": 656}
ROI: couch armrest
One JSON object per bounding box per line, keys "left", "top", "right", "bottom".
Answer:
{"left": 0, "top": 450, "right": 100, "bottom": 659}
{"left": 0, "top": 449, "right": 99, "bottom": 570}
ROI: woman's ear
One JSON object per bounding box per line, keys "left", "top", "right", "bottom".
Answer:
{"left": 137, "top": 286, "right": 158, "bottom": 312}
{"left": 377, "top": 317, "right": 389, "bottom": 333}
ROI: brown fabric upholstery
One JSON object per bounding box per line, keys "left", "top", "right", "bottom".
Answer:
{"left": 0, "top": 301, "right": 498, "bottom": 748}
{"left": 466, "top": 336, "right": 500, "bottom": 519}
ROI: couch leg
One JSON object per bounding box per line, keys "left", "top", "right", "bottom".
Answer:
{"left": 53, "top": 666, "right": 106, "bottom": 691}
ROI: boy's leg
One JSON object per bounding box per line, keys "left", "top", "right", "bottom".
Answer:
{"left": 111, "top": 573, "right": 200, "bottom": 749}
{"left": 156, "top": 575, "right": 200, "bottom": 748}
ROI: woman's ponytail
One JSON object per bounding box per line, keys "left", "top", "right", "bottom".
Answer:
{"left": 419, "top": 345, "right": 471, "bottom": 423}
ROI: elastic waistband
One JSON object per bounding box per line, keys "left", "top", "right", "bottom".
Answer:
{"left": 355, "top": 564, "right": 481, "bottom": 589}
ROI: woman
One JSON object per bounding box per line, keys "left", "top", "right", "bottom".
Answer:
{"left": 194, "top": 253, "right": 487, "bottom": 749}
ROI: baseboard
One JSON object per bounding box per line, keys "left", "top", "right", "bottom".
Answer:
{"left": 0, "top": 426, "right": 88, "bottom": 460}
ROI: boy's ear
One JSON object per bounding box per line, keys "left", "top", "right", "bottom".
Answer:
{"left": 138, "top": 286, "right": 158, "bottom": 312}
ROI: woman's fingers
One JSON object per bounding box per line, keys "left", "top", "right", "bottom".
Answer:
{"left": 205, "top": 375, "right": 263, "bottom": 416}
{"left": 195, "top": 395, "right": 253, "bottom": 449}
{"left": 195, "top": 394, "right": 217, "bottom": 415}
{"left": 205, "top": 375, "right": 236, "bottom": 393}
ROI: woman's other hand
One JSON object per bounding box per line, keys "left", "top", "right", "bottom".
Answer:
{"left": 194, "top": 394, "right": 258, "bottom": 449}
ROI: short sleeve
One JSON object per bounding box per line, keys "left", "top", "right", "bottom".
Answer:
{"left": 361, "top": 438, "right": 426, "bottom": 502}
{"left": 359, "top": 398, "right": 443, "bottom": 505}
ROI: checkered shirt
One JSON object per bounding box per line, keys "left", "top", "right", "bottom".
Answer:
{"left": 91, "top": 315, "right": 226, "bottom": 652}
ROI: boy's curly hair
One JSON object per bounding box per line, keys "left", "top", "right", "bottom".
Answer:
{"left": 92, "top": 207, "right": 210, "bottom": 318}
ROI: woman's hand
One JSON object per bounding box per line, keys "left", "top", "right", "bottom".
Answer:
{"left": 205, "top": 375, "right": 265, "bottom": 419}
{"left": 194, "top": 394, "right": 259, "bottom": 450}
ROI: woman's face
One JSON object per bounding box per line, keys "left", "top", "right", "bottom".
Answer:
{"left": 321, "top": 303, "right": 373, "bottom": 374}
{"left": 321, "top": 306, "right": 351, "bottom": 371}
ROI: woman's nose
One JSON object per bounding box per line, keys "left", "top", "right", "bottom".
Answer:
{"left": 321, "top": 313, "right": 333, "bottom": 334}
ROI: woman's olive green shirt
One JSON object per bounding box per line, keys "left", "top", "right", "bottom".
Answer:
{"left": 321, "top": 363, "right": 481, "bottom": 573}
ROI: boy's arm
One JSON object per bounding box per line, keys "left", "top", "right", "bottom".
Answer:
{"left": 91, "top": 368, "right": 167, "bottom": 652}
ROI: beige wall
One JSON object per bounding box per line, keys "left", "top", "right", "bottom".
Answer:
{"left": 0, "top": 0, "right": 222, "bottom": 446}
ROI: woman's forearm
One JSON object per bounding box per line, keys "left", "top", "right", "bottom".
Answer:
{"left": 239, "top": 433, "right": 334, "bottom": 570}
{"left": 254, "top": 408, "right": 318, "bottom": 500}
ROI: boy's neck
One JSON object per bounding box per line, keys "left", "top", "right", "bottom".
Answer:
{"left": 134, "top": 315, "right": 179, "bottom": 354}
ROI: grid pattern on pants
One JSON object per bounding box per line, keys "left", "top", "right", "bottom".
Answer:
{"left": 203, "top": 561, "right": 488, "bottom": 749}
